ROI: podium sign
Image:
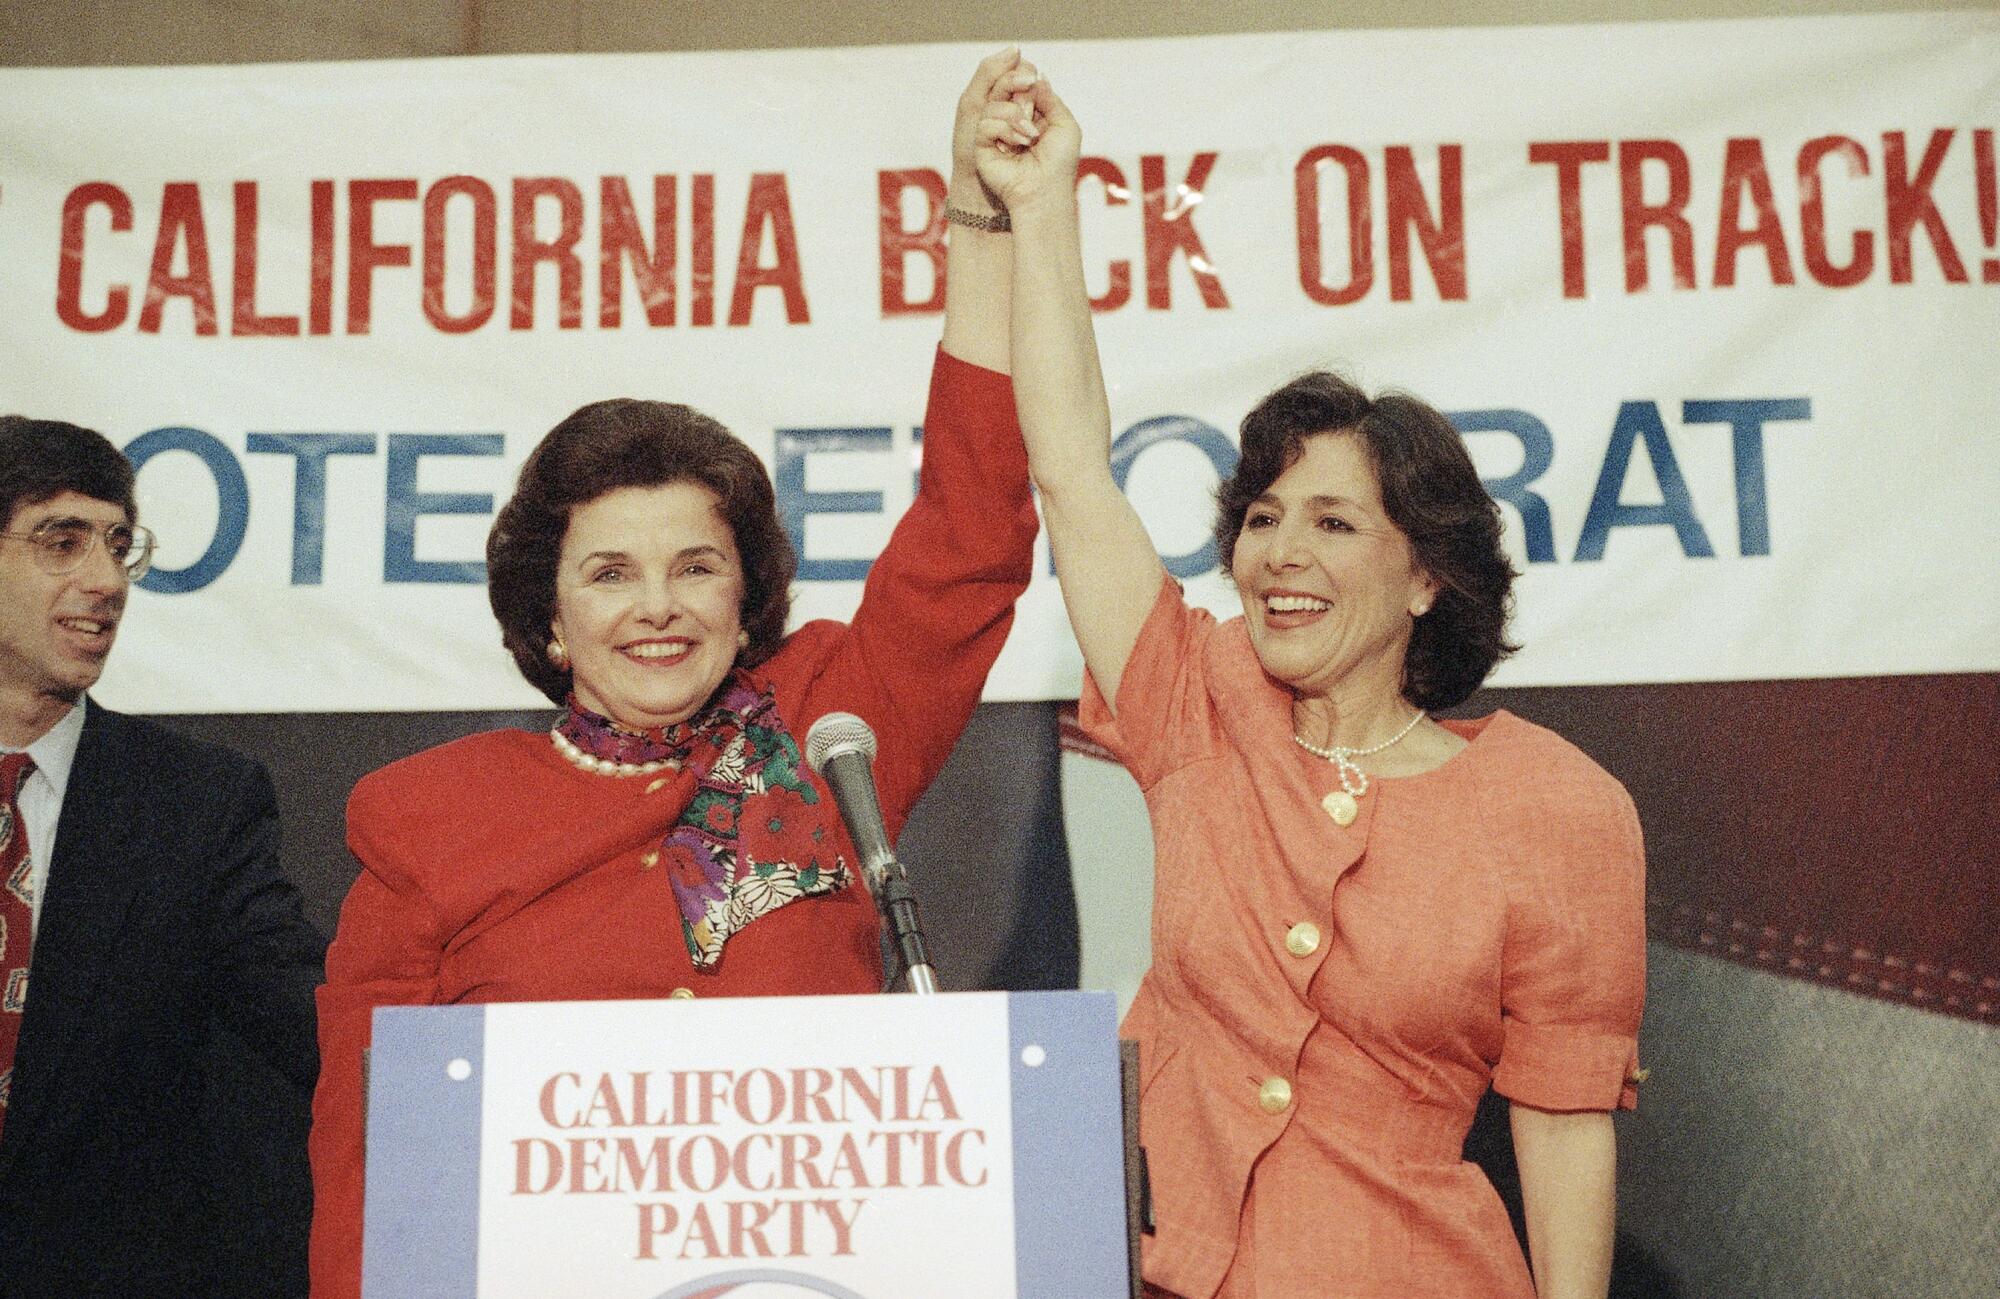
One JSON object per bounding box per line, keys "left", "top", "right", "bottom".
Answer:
{"left": 363, "top": 991, "right": 1128, "bottom": 1298}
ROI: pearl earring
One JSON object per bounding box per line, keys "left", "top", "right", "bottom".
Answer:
{"left": 548, "top": 638, "right": 570, "bottom": 669}
{"left": 735, "top": 629, "right": 750, "bottom": 650}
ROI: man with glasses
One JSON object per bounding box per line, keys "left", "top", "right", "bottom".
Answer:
{"left": 0, "top": 416, "right": 325, "bottom": 1298}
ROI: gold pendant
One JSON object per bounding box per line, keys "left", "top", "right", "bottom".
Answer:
{"left": 1321, "top": 789, "right": 1359, "bottom": 827}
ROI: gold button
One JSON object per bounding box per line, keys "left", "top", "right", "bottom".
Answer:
{"left": 1257, "top": 1076, "right": 1293, "bottom": 1114}
{"left": 1284, "top": 922, "right": 1322, "bottom": 958}
{"left": 1321, "top": 790, "right": 1358, "bottom": 827}
{"left": 670, "top": 987, "right": 695, "bottom": 1000}
{"left": 639, "top": 850, "right": 659, "bottom": 870}
{"left": 646, "top": 776, "right": 670, "bottom": 794}
{"left": 1628, "top": 1066, "right": 1650, "bottom": 1085}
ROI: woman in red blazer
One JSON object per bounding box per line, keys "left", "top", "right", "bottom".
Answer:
{"left": 308, "top": 52, "right": 1044, "bottom": 1299}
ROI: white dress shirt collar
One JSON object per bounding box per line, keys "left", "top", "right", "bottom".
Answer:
{"left": 18, "top": 695, "right": 88, "bottom": 800}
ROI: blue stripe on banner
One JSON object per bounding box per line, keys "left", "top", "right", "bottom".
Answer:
{"left": 362, "top": 1004, "right": 486, "bottom": 1299}
{"left": 1008, "top": 990, "right": 1129, "bottom": 1298}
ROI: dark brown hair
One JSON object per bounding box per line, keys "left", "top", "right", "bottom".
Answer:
{"left": 487, "top": 399, "right": 795, "bottom": 705}
{"left": 0, "top": 416, "right": 137, "bottom": 530}
{"left": 1214, "top": 373, "right": 1517, "bottom": 710}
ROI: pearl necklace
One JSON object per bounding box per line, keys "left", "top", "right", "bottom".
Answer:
{"left": 549, "top": 725, "right": 681, "bottom": 777}
{"left": 1294, "top": 708, "right": 1426, "bottom": 826}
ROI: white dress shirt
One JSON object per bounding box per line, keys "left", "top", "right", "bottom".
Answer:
{"left": 3, "top": 697, "right": 87, "bottom": 936}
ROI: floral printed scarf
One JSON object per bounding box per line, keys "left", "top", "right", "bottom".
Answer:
{"left": 554, "top": 674, "right": 852, "bottom": 969}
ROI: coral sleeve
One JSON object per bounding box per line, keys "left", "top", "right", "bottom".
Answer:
{"left": 1074, "top": 572, "right": 1220, "bottom": 791}
{"left": 1492, "top": 777, "right": 1648, "bottom": 1113}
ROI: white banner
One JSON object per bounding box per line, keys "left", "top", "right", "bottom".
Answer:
{"left": 478, "top": 996, "right": 1018, "bottom": 1295}
{"left": 2, "top": 12, "right": 1996, "bottom": 712}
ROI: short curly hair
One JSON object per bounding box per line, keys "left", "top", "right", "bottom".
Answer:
{"left": 1214, "top": 373, "right": 1517, "bottom": 710}
{"left": 487, "top": 399, "right": 796, "bottom": 705}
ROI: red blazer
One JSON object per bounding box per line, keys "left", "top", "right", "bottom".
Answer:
{"left": 308, "top": 349, "right": 1033, "bottom": 1299}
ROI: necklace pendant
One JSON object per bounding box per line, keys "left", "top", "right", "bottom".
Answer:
{"left": 1321, "top": 789, "right": 1360, "bottom": 827}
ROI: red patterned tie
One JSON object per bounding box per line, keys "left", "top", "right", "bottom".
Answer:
{"left": 0, "top": 751, "right": 35, "bottom": 1141}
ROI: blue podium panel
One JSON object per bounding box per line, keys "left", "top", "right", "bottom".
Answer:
{"left": 362, "top": 991, "right": 1127, "bottom": 1299}
{"left": 362, "top": 1005, "right": 486, "bottom": 1298}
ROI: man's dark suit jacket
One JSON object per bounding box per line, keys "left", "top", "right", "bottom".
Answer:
{"left": 0, "top": 703, "right": 325, "bottom": 1299}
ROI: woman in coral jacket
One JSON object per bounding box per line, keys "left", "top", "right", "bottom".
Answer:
{"left": 976, "top": 72, "right": 1645, "bottom": 1299}
{"left": 308, "top": 51, "right": 1042, "bottom": 1299}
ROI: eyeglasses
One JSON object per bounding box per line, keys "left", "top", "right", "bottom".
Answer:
{"left": 0, "top": 519, "right": 157, "bottom": 580}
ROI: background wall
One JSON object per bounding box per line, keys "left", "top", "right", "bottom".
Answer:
{"left": 6, "top": 3, "right": 1997, "bottom": 1298}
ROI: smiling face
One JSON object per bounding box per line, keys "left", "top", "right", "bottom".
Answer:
{"left": 0, "top": 491, "right": 131, "bottom": 743}
{"left": 1229, "top": 432, "right": 1438, "bottom": 703}
{"left": 550, "top": 481, "right": 746, "bottom": 732}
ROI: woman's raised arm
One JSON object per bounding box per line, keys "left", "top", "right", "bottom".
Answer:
{"left": 940, "top": 48, "right": 1034, "bottom": 373}
{"left": 977, "top": 77, "right": 1165, "bottom": 707}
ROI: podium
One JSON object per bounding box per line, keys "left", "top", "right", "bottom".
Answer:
{"left": 362, "top": 991, "right": 1133, "bottom": 1298}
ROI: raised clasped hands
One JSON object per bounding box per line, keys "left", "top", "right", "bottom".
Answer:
{"left": 968, "top": 52, "right": 1080, "bottom": 222}
{"left": 954, "top": 49, "right": 1039, "bottom": 184}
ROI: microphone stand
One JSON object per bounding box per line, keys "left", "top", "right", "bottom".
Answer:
{"left": 801, "top": 713, "right": 941, "bottom": 996}
{"left": 869, "top": 862, "right": 939, "bottom": 995}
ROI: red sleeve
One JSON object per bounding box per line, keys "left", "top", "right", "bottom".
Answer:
{"left": 789, "top": 347, "right": 1036, "bottom": 839}
{"left": 1492, "top": 774, "right": 1648, "bottom": 1113}
{"left": 1075, "top": 572, "right": 1224, "bottom": 791}
{"left": 307, "top": 782, "right": 447, "bottom": 1299}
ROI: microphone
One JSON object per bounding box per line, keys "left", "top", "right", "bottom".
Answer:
{"left": 803, "top": 712, "right": 939, "bottom": 995}
{"left": 802, "top": 712, "right": 897, "bottom": 892}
